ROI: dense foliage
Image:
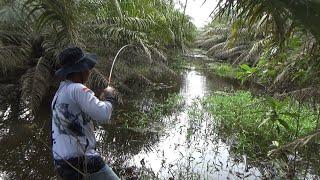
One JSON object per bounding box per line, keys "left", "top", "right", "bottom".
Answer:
{"left": 195, "top": 1, "right": 320, "bottom": 177}
{"left": 0, "top": 0, "right": 196, "bottom": 112}
{"left": 197, "top": 0, "right": 320, "bottom": 97}
{"left": 204, "top": 91, "right": 320, "bottom": 178}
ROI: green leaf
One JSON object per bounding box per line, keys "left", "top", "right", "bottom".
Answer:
{"left": 258, "top": 117, "right": 270, "bottom": 128}
{"left": 240, "top": 64, "right": 251, "bottom": 71}
{"left": 277, "top": 118, "right": 289, "bottom": 130}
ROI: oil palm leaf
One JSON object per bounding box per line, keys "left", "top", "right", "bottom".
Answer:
{"left": 199, "top": 35, "right": 227, "bottom": 50}
{"left": 20, "top": 57, "right": 52, "bottom": 112}
{"left": 206, "top": 42, "right": 227, "bottom": 56}
{"left": 25, "top": 0, "right": 83, "bottom": 53}
{"left": 242, "top": 39, "right": 265, "bottom": 65}
{"left": 0, "top": 45, "right": 28, "bottom": 75}
{"left": 215, "top": 45, "right": 250, "bottom": 60}
{"left": 86, "top": 68, "right": 109, "bottom": 90}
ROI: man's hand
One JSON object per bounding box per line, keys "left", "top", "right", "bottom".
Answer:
{"left": 100, "top": 86, "right": 117, "bottom": 106}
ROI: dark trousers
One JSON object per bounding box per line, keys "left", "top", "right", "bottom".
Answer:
{"left": 55, "top": 156, "right": 105, "bottom": 180}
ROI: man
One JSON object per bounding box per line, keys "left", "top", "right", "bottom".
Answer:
{"left": 52, "top": 47, "right": 120, "bottom": 179}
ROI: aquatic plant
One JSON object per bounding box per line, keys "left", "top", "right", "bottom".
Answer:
{"left": 204, "top": 91, "right": 319, "bottom": 158}
{"left": 203, "top": 90, "right": 320, "bottom": 177}
{"left": 122, "top": 93, "right": 184, "bottom": 128}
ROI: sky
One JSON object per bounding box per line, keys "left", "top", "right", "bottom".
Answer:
{"left": 175, "top": 0, "right": 219, "bottom": 28}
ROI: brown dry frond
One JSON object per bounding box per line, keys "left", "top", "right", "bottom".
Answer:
{"left": 86, "top": 68, "right": 109, "bottom": 90}
{"left": 269, "top": 129, "right": 320, "bottom": 156}
{"left": 20, "top": 57, "right": 52, "bottom": 112}
{"left": 274, "top": 87, "right": 320, "bottom": 102}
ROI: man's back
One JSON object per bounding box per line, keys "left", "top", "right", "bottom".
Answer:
{"left": 51, "top": 80, "right": 112, "bottom": 160}
{"left": 52, "top": 47, "right": 119, "bottom": 179}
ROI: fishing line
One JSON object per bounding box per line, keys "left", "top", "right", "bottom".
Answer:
{"left": 32, "top": 44, "right": 143, "bottom": 178}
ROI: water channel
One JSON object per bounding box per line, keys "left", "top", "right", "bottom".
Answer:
{"left": 0, "top": 64, "right": 318, "bottom": 179}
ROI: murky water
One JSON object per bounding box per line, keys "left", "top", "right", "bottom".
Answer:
{"left": 0, "top": 66, "right": 318, "bottom": 179}
{"left": 121, "top": 68, "right": 261, "bottom": 179}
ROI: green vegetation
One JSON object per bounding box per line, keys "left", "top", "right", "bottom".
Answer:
{"left": 204, "top": 91, "right": 319, "bottom": 156}
{"left": 197, "top": 0, "right": 320, "bottom": 97}
{"left": 0, "top": 0, "right": 196, "bottom": 112}
{"left": 194, "top": 2, "right": 320, "bottom": 162}
{"left": 122, "top": 93, "right": 184, "bottom": 128}
{"left": 206, "top": 63, "right": 238, "bottom": 79}
{"left": 1, "top": 0, "right": 320, "bottom": 178}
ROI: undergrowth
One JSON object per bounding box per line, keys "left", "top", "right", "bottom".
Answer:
{"left": 203, "top": 91, "right": 318, "bottom": 158}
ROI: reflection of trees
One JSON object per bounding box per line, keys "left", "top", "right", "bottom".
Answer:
{"left": 0, "top": 101, "right": 55, "bottom": 180}
{"left": 96, "top": 125, "right": 160, "bottom": 168}
{"left": 0, "top": 94, "right": 163, "bottom": 179}
{"left": 94, "top": 92, "right": 172, "bottom": 168}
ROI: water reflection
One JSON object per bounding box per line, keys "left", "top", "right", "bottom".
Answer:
{"left": 122, "top": 69, "right": 261, "bottom": 179}
{"left": 0, "top": 69, "right": 255, "bottom": 179}
{"left": 0, "top": 102, "right": 54, "bottom": 179}
{"left": 1, "top": 68, "right": 318, "bottom": 179}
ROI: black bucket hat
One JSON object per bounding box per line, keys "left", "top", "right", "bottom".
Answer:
{"left": 55, "top": 47, "right": 98, "bottom": 78}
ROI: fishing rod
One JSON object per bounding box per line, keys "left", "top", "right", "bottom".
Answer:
{"left": 107, "top": 44, "right": 133, "bottom": 86}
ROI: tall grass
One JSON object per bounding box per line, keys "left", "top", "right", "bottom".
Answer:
{"left": 203, "top": 91, "right": 318, "bottom": 157}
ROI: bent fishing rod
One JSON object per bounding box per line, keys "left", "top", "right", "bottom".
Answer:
{"left": 107, "top": 44, "right": 133, "bottom": 87}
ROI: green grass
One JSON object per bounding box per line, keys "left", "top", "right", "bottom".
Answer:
{"left": 207, "top": 63, "right": 240, "bottom": 79}
{"left": 203, "top": 91, "right": 318, "bottom": 157}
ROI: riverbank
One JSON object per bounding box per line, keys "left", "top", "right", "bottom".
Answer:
{"left": 0, "top": 52, "right": 319, "bottom": 179}
{"left": 203, "top": 91, "right": 320, "bottom": 178}
{"left": 171, "top": 52, "right": 320, "bottom": 178}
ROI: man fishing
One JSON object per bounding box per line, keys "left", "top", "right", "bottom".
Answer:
{"left": 52, "top": 47, "right": 120, "bottom": 179}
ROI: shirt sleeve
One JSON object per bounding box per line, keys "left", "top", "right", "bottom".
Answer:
{"left": 71, "top": 84, "right": 113, "bottom": 124}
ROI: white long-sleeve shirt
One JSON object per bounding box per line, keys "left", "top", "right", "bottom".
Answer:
{"left": 51, "top": 80, "right": 113, "bottom": 160}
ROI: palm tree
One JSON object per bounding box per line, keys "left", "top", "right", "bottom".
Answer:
{"left": 0, "top": 0, "right": 196, "bottom": 113}
{"left": 197, "top": 23, "right": 265, "bottom": 66}
{"left": 214, "top": 0, "right": 320, "bottom": 43}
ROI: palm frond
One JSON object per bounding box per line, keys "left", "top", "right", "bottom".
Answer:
{"left": 201, "top": 27, "right": 230, "bottom": 38}
{"left": 269, "top": 129, "right": 320, "bottom": 155}
{"left": 274, "top": 87, "right": 320, "bottom": 102}
{"left": 147, "top": 45, "right": 167, "bottom": 63}
{"left": 86, "top": 68, "right": 109, "bottom": 90}
{"left": 25, "top": 0, "right": 82, "bottom": 51}
{"left": 242, "top": 39, "right": 265, "bottom": 65}
{"left": 215, "top": 45, "right": 250, "bottom": 60}
{"left": 110, "top": 0, "right": 123, "bottom": 18}
{"left": 20, "top": 57, "right": 52, "bottom": 112}
{"left": 0, "top": 46, "right": 26, "bottom": 75}
{"left": 199, "top": 35, "right": 227, "bottom": 50}
{"left": 99, "top": 16, "right": 155, "bottom": 32}
{"left": 233, "top": 51, "right": 249, "bottom": 65}
{"left": 215, "top": 0, "right": 320, "bottom": 43}
{"left": 206, "top": 42, "right": 228, "bottom": 56}
{"left": 139, "top": 40, "right": 152, "bottom": 63}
